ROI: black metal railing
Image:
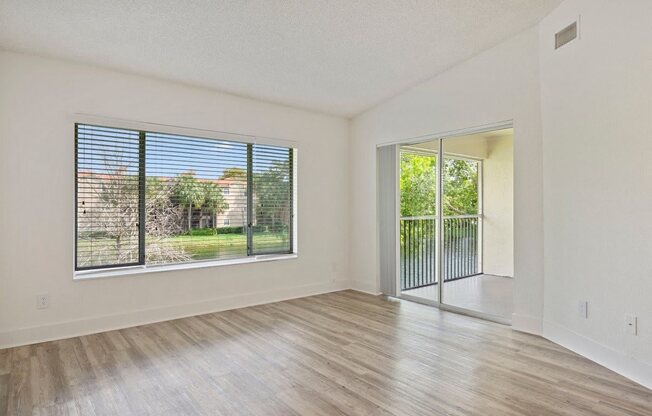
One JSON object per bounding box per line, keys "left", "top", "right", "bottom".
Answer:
{"left": 400, "top": 216, "right": 480, "bottom": 290}
{"left": 400, "top": 217, "right": 436, "bottom": 290}
{"left": 442, "top": 216, "right": 480, "bottom": 282}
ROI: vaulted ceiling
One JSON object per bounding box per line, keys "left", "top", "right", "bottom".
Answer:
{"left": 0, "top": 1, "right": 561, "bottom": 117}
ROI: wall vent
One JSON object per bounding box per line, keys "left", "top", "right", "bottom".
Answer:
{"left": 555, "top": 21, "right": 577, "bottom": 49}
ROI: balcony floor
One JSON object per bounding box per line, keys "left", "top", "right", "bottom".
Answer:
{"left": 401, "top": 274, "right": 513, "bottom": 320}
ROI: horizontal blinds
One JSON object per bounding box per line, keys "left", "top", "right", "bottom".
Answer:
{"left": 251, "top": 145, "right": 293, "bottom": 254}
{"left": 146, "top": 132, "right": 248, "bottom": 263}
{"left": 76, "top": 125, "right": 142, "bottom": 270}
{"left": 75, "top": 124, "right": 295, "bottom": 271}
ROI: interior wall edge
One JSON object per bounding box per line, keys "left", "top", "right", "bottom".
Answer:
{"left": 511, "top": 313, "right": 543, "bottom": 335}
{"left": 349, "top": 279, "right": 381, "bottom": 295}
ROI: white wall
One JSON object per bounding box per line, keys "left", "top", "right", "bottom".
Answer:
{"left": 482, "top": 136, "right": 514, "bottom": 277}
{"left": 350, "top": 26, "right": 544, "bottom": 334}
{"left": 539, "top": 0, "right": 652, "bottom": 387}
{"left": 0, "top": 51, "right": 351, "bottom": 348}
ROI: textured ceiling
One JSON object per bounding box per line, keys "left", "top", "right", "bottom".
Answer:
{"left": 0, "top": 1, "right": 561, "bottom": 117}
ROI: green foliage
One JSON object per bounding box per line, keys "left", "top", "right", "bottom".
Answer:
{"left": 174, "top": 171, "right": 205, "bottom": 230}
{"left": 400, "top": 151, "right": 479, "bottom": 217}
{"left": 201, "top": 181, "right": 229, "bottom": 231}
{"left": 443, "top": 159, "right": 478, "bottom": 216}
{"left": 400, "top": 153, "right": 437, "bottom": 217}
{"left": 174, "top": 172, "right": 204, "bottom": 209}
{"left": 183, "top": 226, "right": 244, "bottom": 236}
{"left": 253, "top": 160, "right": 291, "bottom": 228}
{"left": 202, "top": 182, "right": 228, "bottom": 212}
{"left": 216, "top": 226, "right": 245, "bottom": 234}
{"left": 221, "top": 167, "right": 247, "bottom": 181}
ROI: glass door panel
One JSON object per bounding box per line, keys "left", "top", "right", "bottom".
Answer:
{"left": 399, "top": 146, "right": 439, "bottom": 302}
{"left": 441, "top": 139, "right": 483, "bottom": 312}
{"left": 441, "top": 133, "right": 514, "bottom": 320}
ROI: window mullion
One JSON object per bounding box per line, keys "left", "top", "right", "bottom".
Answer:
{"left": 138, "top": 130, "right": 146, "bottom": 265}
{"left": 246, "top": 143, "right": 253, "bottom": 256}
{"left": 288, "top": 148, "right": 294, "bottom": 254}
{"left": 74, "top": 124, "right": 80, "bottom": 270}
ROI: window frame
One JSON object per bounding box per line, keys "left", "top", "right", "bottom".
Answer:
{"left": 74, "top": 122, "right": 296, "bottom": 275}
{"left": 74, "top": 124, "right": 146, "bottom": 271}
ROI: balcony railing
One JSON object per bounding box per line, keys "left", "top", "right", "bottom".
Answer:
{"left": 400, "top": 215, "right": 480, "bottom": 291}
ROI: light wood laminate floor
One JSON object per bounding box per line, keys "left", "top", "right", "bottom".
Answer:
{"left": 1, "top": 290, "right": 650, "bottom": 416}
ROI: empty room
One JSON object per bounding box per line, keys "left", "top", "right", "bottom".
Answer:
{"left": 0, "top": 1, "right": 651, "bottom": 415}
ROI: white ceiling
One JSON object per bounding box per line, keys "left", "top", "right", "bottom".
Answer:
{"left": 0, "top": 1, "right": 561, "bottom": 117}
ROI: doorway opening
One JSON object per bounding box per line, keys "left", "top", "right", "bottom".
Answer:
{"left": 398, "top": 128, "right": 513, "bottom": 322}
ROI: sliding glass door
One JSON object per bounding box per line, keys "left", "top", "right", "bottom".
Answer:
{"left": 396, "top": 129, "right": 513, "bottom": 322}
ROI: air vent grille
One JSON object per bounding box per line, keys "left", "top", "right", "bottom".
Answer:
{"left": 555, "top": 21, "right": 577, "bottom": 49}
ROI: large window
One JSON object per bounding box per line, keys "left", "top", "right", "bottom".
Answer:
{"left": 75, "top": 124, "right": 294, "bottom": 271}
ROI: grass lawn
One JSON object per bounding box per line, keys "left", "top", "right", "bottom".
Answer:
{"left": 165, "top": 233, "right": 249, "bottom": 260}
{"left": 167, "top": 232, "right": 289, "bottom": 259}
{"left": 77, "top": 231, "right": 288, "bottom": 267}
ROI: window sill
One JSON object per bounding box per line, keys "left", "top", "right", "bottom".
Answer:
{"left": 73, "top": 253, "right": 298, "bottom": 281}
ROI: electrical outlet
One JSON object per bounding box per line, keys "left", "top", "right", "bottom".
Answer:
{"left": 577, "top": 301, "right": 588, "bottom": 319}
{"left": 625, "top": 314, "right": 637, "bottom": 335}
{"left": 37, "top": 293, "right": 49, "bottom": 309}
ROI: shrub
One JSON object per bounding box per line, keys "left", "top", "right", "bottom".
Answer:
{"left": 216, "top": 226, "right": 245, "bottom": 235}
{"left": 182, "top": 225, "right": 288, "bottom": 236}
{"left": 182, "top": 227, "right": 245, "bottom": 236}
{"left": 252, "top": 224, "right": 289, "bottom": 233}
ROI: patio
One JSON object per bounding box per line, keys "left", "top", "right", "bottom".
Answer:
{"left": 402, "top": 274, "right": 513, "bottom": 320}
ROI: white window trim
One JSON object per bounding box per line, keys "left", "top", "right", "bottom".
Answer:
{"left": 74, "top": 253, "right": 298, "bottom": 281}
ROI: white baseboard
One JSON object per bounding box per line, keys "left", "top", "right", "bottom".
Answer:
{"left": 543, "top": 320, "right": 652, "bottom": 390}
{"left": 349, "top": 279, "right": 381, "bottom": 295}
{"left": 512, "top": 313, "right": 543, "bottom": 335}
{"left": 0, "top": 279, "right": 350, "bottom": 349}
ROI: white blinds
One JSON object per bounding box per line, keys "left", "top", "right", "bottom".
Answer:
{"left": 75, "top": 123, "right": 295, "bottom": 271}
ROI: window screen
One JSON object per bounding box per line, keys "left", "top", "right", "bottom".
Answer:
{"left": 75, "top": 124, "right": 295, "bottom": 271}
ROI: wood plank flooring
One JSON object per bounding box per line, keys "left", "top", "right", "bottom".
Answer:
{"left": 1, "top": 290, "right": 650, "bottom": 415}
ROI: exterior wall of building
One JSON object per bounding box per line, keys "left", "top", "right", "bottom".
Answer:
{"left": 214, "top": 180, "right": 247, "bottom": 228}
{"left": 482, "top": 136, "right": 513, "bottom": 277}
